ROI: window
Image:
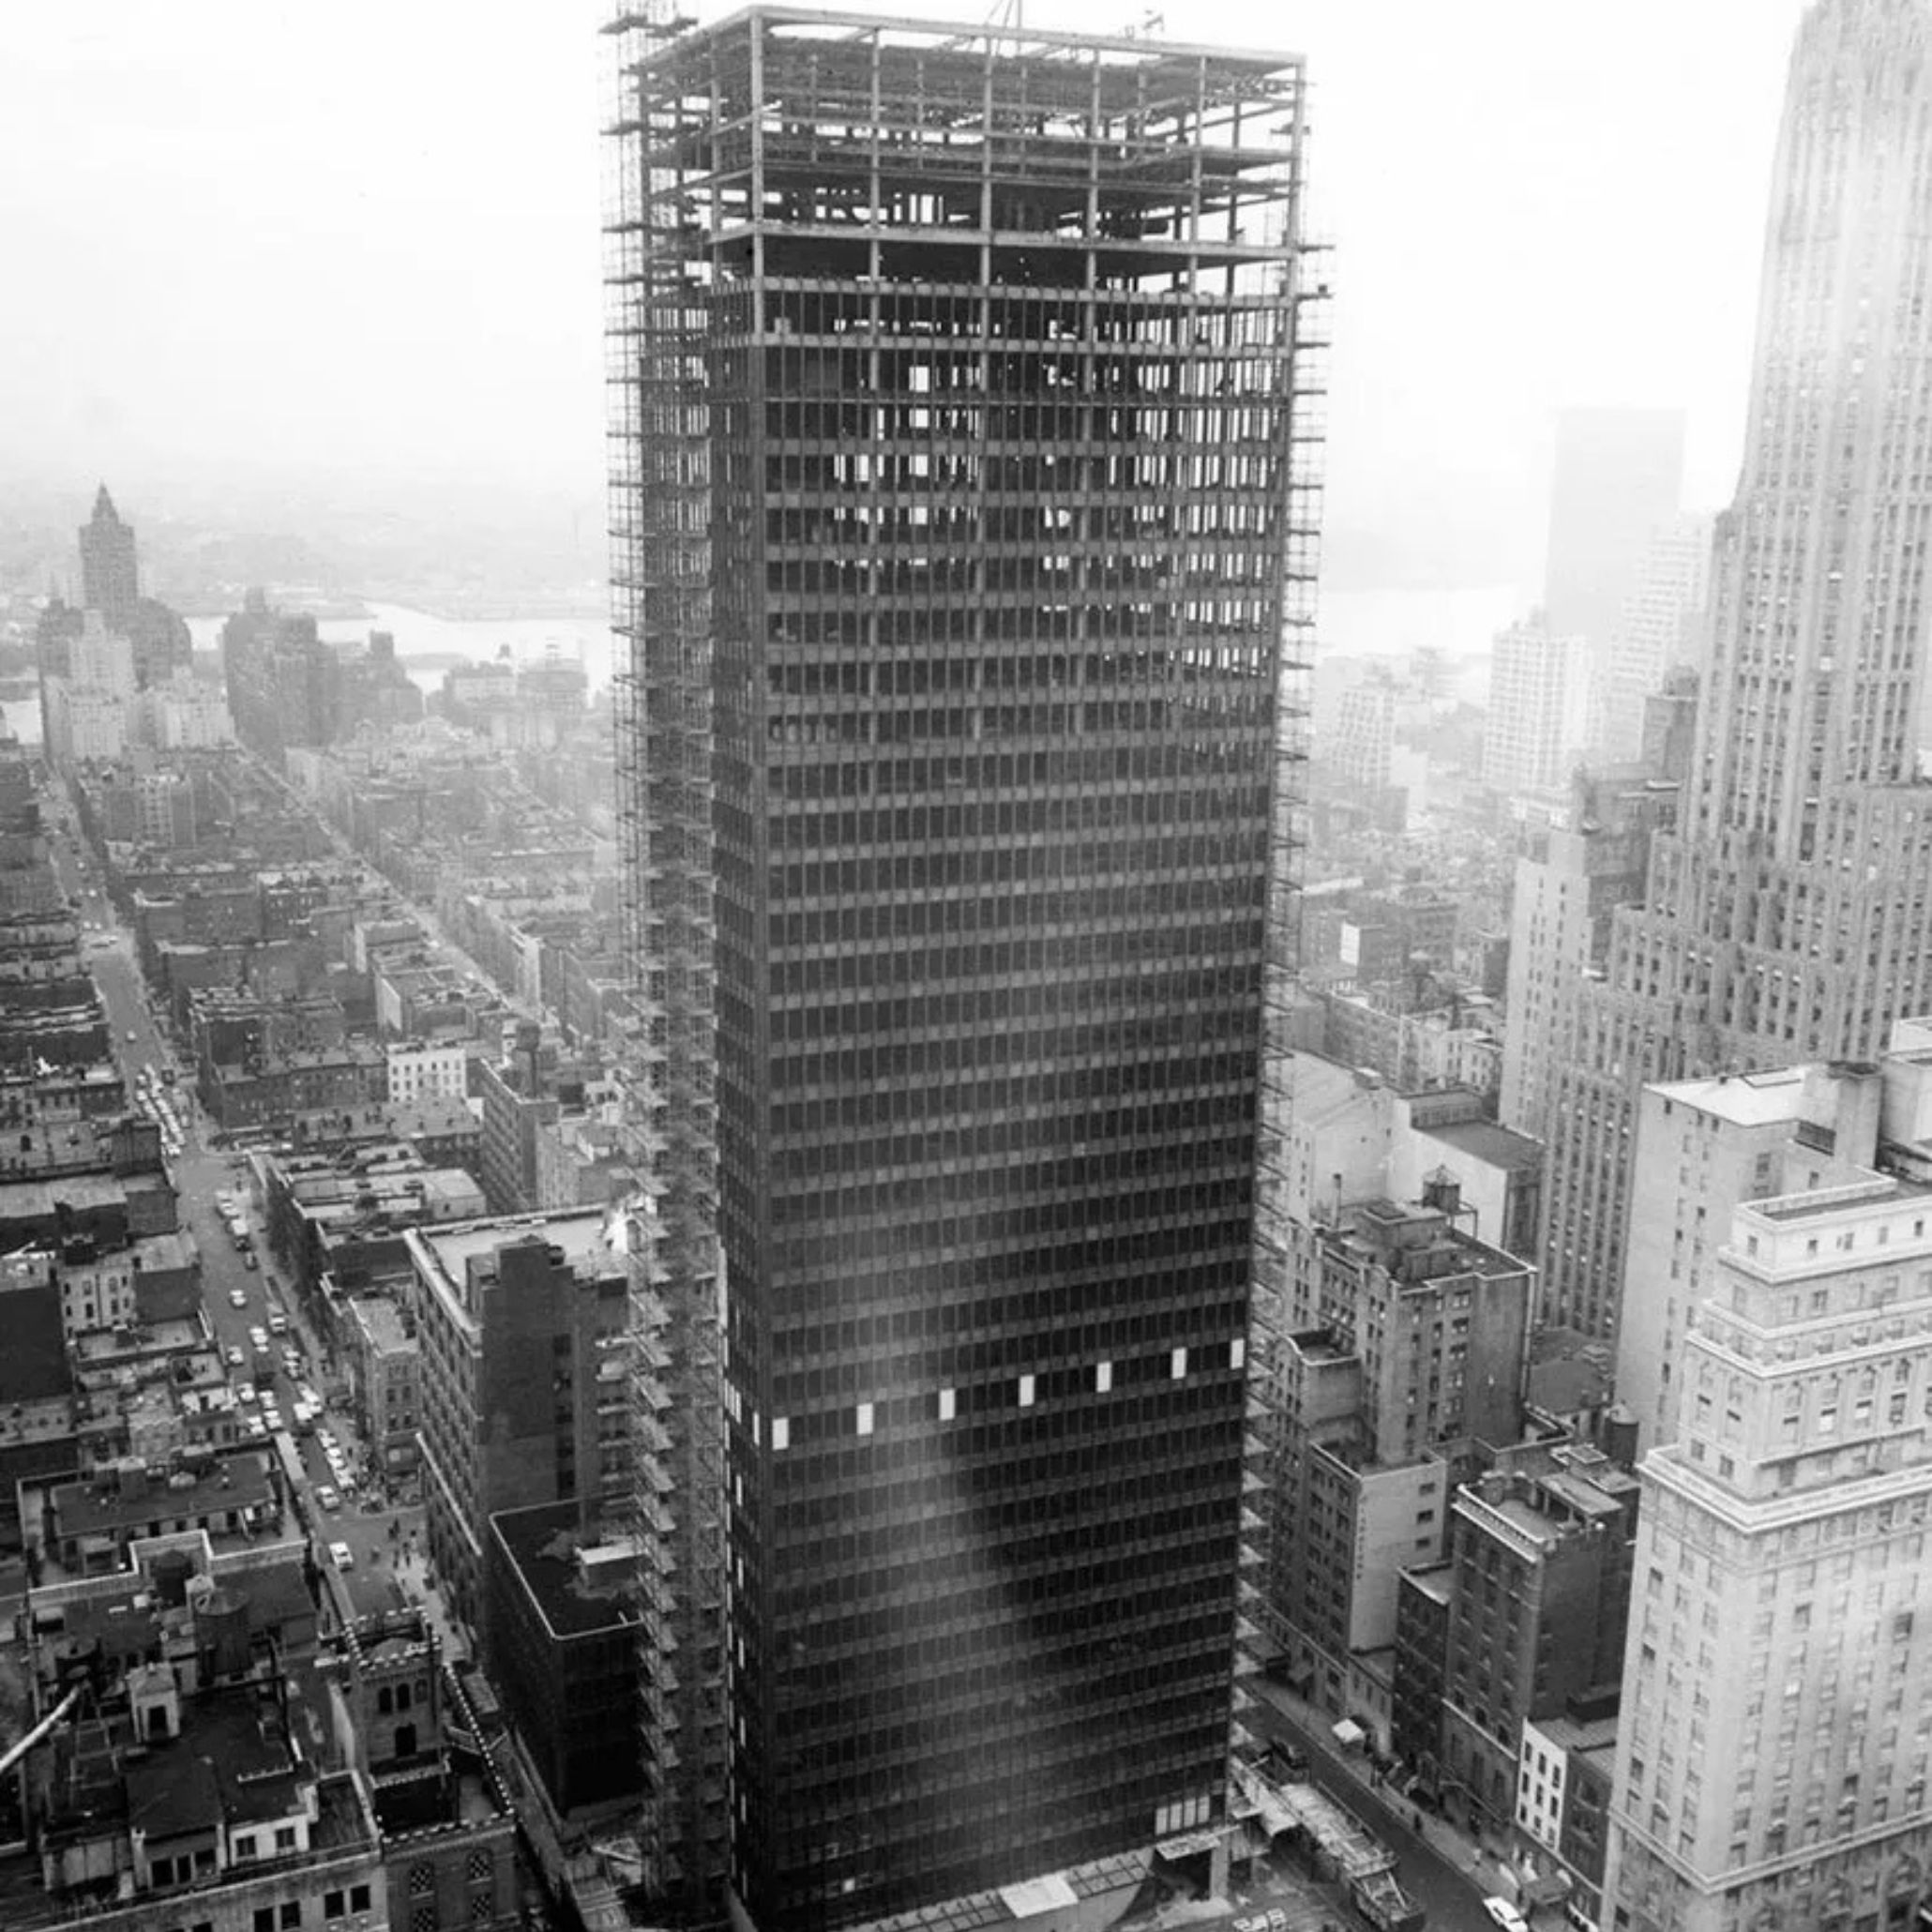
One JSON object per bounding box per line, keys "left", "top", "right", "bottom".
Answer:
{"left": 235, "top": 1834, "right": 258, "bottom": 1861}
{"left": 255, "top": 1911, "right": 277, "bottom": 1932}
{"left": 275, "top": 1826, "right": 297, "bottom": 1852}
{"left": 350, "top": 1887, "right": 371, "bottom": 1914}
{"left": 324, "top": 1894, "right": 346, "bottom": 1922}
{"left": 282, "top": 1905, "right": 302, "bottom": 1930}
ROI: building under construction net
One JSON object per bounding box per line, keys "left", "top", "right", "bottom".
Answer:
{"left": 604, "top": 8, "right": 1323, "bottom": 1927}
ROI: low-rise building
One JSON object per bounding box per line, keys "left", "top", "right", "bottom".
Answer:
{"left": 1439, "top": 1442, "right": 1638, "bottom": 1844}
{"left": 322, "top": 1607, "right": 521, "bottom": 1932}
{"left": 1518, "top": 1700, "right": 1619, "bottom": 1931}
{"left": 344, "top": 1296, "right": 420, "bottom": 1480}
{"left": 485, "top": 1501, "right": 641, "bottom": 1819}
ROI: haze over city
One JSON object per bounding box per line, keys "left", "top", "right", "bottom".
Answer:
{"left": 6, "top": 0, "right": 1804, "bottom": 599}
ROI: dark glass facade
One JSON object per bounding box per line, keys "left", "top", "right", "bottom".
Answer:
{"left": 609, "top": 10, "right": 1318, "bottom": 1925}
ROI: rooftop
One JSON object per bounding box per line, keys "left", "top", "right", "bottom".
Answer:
{"left": 348, "top": 1296, "right": 415, "bottom": 1354}
{"left": 415, "top": 1206, "right": 626, "bottom": 1288}
{"left": 49, "top": 1452, "right": 275, "bottom": 1542}
{"left": 1424, "top": 1117, "right": 1543, "bottom": 1172}
{"left": 1646, "top": 1064, "right": 1813, "bottom": 1128}
{"left": 491, "top": 1503, "right": 638, "bottom": 1640}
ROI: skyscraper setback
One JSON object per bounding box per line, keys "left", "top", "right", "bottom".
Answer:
{"left": 604, "top": 8, "right": 1321, "bottom": 1925}
{"left": 1535, "top": 0, "right": 1932, "bottom": 1341}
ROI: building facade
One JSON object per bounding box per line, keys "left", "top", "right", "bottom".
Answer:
{"left": 1500, "top": 766, "right": 1682, "bottom": 1145}
{"left": 1597, "top": 512, "right": 1713, "bottom": 767}
{"left": 1440, "top": 1444, "right": 1638, "bottom": 1847}
{"left": 1536, "top": 0, "right": 1932, "bottom": 1345}
{"left": 1603, "top": 1175, "right": 1932, "bottom": 1932}
{"left": 1483, "top": 621, "right": 1591, "bottom": 804}
{"left": 1614, "top": 1062, "right": 1878, "bottom": 1458}
{"left": 606, "top": 9, "right": 1323, "bottom": 1924}
{"left": 78, "top": 484, "right": 140, "bottom": 633}
{"left": 410, "top": 1212, "right": 632, "bottom": 1649}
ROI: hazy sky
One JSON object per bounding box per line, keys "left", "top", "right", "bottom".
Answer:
{"left": 6, "top": 0, "right": 1809, "bottom": 581}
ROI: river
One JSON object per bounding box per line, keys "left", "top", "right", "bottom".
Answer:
{"left": 177, "top": 583, "right": 1520, "bottom": 705}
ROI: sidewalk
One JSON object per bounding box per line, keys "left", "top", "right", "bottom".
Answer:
{"left": 1246, "top": 1678, "right": 1520, "bottom": 1903}
{"left": 392, "top": 1543, "right": 471, "bottom": 1663}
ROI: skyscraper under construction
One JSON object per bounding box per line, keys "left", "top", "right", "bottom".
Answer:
{"left": 1535, "top": 0, "right": 1932, "bottom": 1346}
{"left": 604, "top": 8, "right": 1323, "bottom": 1925}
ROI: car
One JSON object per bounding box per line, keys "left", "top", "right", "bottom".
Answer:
{"left": 1482, "top": 1901, "right": 1529, "bottom": 1932}
{"left": 227, "top": 1346, "right": 245, "bottom": 1367}
{"left": 124, "top": 1030, "right": 135, "bottom": 1043}
{"left": 244, "top": 1251, "right": 259, "bottom": 1271}
{"left": 315, "top": 1485, "right": 340, "bottom": 1513}
{"left": 249, "top": 1326, "right": 268, "bottom": 1347}
{"left": 267, "top": 1311, "right": 286, "bottom": 1334}
{"left": 328, "top": 1541, "right": 355, "bottom": 1571}
{"left": 245, "top": 1414, "right": 268, "bottom": 1439}
{"left": 235, "top": 1384, "right": 258, "bottom": 1405}
{"left": 317, "top": 1430, "right": 337, "bottom": 1453}
{"left": 229, "top": 1287, "right": 248, "bottom": 1308}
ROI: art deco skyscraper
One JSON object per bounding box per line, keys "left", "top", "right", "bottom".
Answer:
{"left": 77, "top": 484, "right": 139, "bottom": 633}
{"left": 1535, "top": 0, "right": 1932, "bottom": 1339}
{"left": 605, "top": 9, "right": 1322, "bottom": 1928}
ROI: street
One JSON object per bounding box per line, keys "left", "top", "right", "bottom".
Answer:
{"left": 48, "top": 795, "right": 429, "bottom": 1616}
{"left": 1243, "top": 1688, "right": 1513, "bottom": 1932}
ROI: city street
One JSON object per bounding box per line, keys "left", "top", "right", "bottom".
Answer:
{"left": 48, "top": 798, "right": 431, "bottom": 1615}
{"left": 1243, "top": 1689, "right": 1517, "bottom": 1932}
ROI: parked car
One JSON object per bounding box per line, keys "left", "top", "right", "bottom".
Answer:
{"left": 328, "top": 1542, "right": 355, "bottom": 1571}
{"left": 1483, "top": 1901, "right": 1529, "bottom": 1932}
{"left": 316, "top": 1485, "right": 340, "bottom": 1513}
{"left": 229, "top": 1288, "right": 248, "bottom": 1309}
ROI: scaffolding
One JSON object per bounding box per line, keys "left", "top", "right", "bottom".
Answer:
{"left": 606, "top": 6, "right": 1322, "bottom": 1923}
{"left": 1236, "top": 181, "right": 1328, "bottom": 1749}
{"left": 605, "top": 0, "right": 730, "bottom": 1918}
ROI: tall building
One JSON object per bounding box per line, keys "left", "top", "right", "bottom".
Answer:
{"left": 605, "top": 9, "right": 1322, "bottom": 1925}
{"left": 1500, "top": 763, "right": 1685, "bottom": 1143}
{"left": 1274, "top": 1189, "right": 1533, "bottom": 1723}
{"left": 408, "top": 1211, "right": 633, "bottom": 1652}
{"left": 77, "top": 484, "right": 139, "bottom": 632}
{"left": 1541, "top": 410, "right": 1684, "bottom": 743}
{"left": 1613, "top": 1061, "right": 1878, "bottom": 1457}
{"left": 1597, "top": 512, "right": 1713, "bottom": 766}
{"left": 1602, "top": 1174, "right": 1932, "bottom": 1932}
{"left": 1535, "top": 0, "right": 1932, "bottom": 1343}
{"left": 1483, "top": 619, "right": 1591, "bottom": 804}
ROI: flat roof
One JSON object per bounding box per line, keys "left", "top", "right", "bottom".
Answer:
{"left": 1426, "top": 1118, "right": 1542, "bottom": 1171}
{"left": 491, "top": 1504, "right": 637, "bottom": 1640}
{"left": 52, "top": 1454, "right": 274, "bottom": 1539}
{"left": 348, "top": 1296, "right": 415, "bottom": 1353}
{"left": 415, "top": 1206, "right": 624, "bottom": 1284}
{"left": 1645, "top": 1065, "right": 1814, "bottom": 1127}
